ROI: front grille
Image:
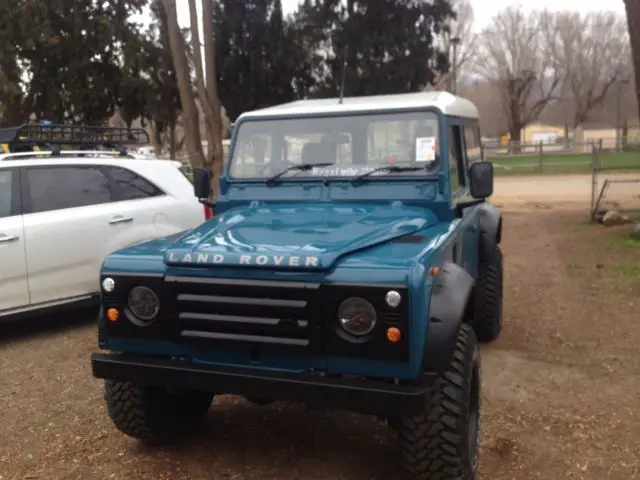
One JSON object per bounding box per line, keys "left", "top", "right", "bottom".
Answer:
{"left": 165, "top": 276, "right": 321, "bottom": 349}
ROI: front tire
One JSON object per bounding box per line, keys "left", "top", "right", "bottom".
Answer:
{"left": 472, "top": 246, "right": 503, "bottom": 343}
{"left": 104, "top": 381, "right": 214, "bottom": 445}
{"left": 397, "top": 324, "right": 481, "bottom": 479}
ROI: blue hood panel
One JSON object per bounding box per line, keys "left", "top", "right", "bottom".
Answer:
{"left": 163, "top": 203, "right": 437, "bottom": 271}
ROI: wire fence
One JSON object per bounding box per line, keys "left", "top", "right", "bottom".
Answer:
{"left": 485, "top": 138, "right": 640, "bottom": 176}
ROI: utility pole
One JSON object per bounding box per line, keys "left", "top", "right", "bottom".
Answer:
{"left": 616, "top": 75, "right": 630, "bottom": 151}
{"left": 450, "top": 36, "right": 461, "bottom": 95}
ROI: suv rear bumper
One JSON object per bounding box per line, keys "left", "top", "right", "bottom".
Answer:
{"left": 91, "top": 353, "right": 433, "bottom": 417}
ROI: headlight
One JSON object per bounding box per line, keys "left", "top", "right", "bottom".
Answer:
{"left": 338, "top": 297, "right": 377, "bottom": 336}
{"left": 102, "top": 277, "right": 115, "bottom": 293}
{"left": 385, "top": 290, "right": 402, "bottom": 308}
{"left": 127, "top": 286, "right": 160, "bottom": 325}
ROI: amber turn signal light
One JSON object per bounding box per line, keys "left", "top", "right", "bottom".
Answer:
{"left": 386, "top": 327, "right": 401, "bottom": 343}
{"left": 429, "top": 266, "right": 441, "bottom": 276}
{"left": 106, "top": 308, "right": 119, "bottom": 322}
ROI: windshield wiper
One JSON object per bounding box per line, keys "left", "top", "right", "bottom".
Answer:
{"left": 351, "top": 164, "right": 426, "bottom": 183}
{"left": 265, "top": 162, "right": 334, "bottom": 185}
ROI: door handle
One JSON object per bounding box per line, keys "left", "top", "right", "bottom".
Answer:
{"left": 108, "top": 216, "right": 134, "bottom": 225}
{"left": 0, "top": 234, "right": 19, "bottom": 244}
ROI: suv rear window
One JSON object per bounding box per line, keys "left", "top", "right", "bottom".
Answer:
{"left": 105, "top": 166, "right": 164, "bottom": 201}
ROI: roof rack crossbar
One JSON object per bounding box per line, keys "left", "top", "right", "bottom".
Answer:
{"left": 0, "top": 124, "right": 149, "bottom": 148}
{"left": 0, "top": 150, "right": 138, "bottom": 160}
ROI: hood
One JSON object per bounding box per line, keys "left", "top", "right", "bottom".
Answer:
{"left": 163, "top": 203, "right": 437, "bottom": 271}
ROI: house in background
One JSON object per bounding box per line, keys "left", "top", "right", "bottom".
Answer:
{"left": 520, "top": 122, "right": 566, "bottom": 144}
{"left": 573, "top": 121, "right": 640, "bottom": 151}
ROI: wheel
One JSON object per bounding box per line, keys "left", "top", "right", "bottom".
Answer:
{"left": 104, "top": 380, "right": 214, "bottom": 445}
{"left": 471, "top": 246, "right": 503, "bottom": 343}
{"left": 396, "top": 324, "right": 481, "bottom": 480}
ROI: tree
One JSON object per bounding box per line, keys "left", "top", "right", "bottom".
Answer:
{"left": 14, "top": 0, "right": 148, "bottom": 125}
{"left": 542, "top": 11, "right": 630, "bottom": 130}
{"left": 427, "top": 0, "right": 476, "bottom": 92}
{"left": 475, "top": 7, "right": 561, "bottom": 146}
{"left": 215, "top": 0, "right": 300, "bottom": 121}
{"left": 162, "top": 0, "right": 224, "bottom": 201}
{"left": 295, "top": 0, "right": 455, "bottom": 97}
{"left": 623, "top": 0, "right": 640, "bottom": 124}
{"left": 0, "top": 1, "right": 25, "bottom": 126}
{"left": 144, "top": 0, "right": 184, "bottom": 157}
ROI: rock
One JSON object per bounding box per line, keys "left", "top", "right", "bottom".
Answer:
{"left": 598, "top": 201, "right": 620, "bottom": 213}
{"left": 632, "top": 223, "right": 640, "bottom": 238}
{"left": 602, "top": 210, "right": 629, "bottom": 227}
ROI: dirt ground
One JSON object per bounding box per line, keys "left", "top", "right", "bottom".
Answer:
{"left": 1, "top": 173, "right": 639, "bottom": 480}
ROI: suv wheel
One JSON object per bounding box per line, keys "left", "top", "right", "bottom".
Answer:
{"left": 396, "top": 324, "right": 480, "bottom": 480}
{"left": 472, "top": 246, "right": 503, "bottom": 343}
{"left": 104, "top": 380, "right": 214, "bottom": 445}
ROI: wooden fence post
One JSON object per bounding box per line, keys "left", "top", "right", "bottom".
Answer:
{"left": 538, "top": 141, "right": 544, "bottom": 172}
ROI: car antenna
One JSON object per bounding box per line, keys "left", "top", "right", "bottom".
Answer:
{"left": 338, "top": 43, "right": 347, "bottom": 104}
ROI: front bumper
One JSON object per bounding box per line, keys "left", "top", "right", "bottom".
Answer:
{"left": 91, "top": 353, "right": 432, "bottom": 417}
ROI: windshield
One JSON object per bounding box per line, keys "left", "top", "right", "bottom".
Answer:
{"left": 228, "top": 111, "right": 440, "bottom": 180}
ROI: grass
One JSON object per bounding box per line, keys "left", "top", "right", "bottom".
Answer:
{"left": 604, "top": 229, "right": 640, "bottom": 248}
{"left": 613, "top": 261, "right": 640, "bottom": 281}
{"left": 488, "top": 151, "right": 640, "bottom": 176}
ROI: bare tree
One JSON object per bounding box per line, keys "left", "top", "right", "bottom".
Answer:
{"left": 623, "top": 0, "right": 640, "bottom": 124}
{"left": 427, "top": 0, "right": 476, "bottom": 92}
{"left": 162, "top": 0, "right": 224, "bottom": 202}
{"left": 543, "top": 11, "right": 630, "bottom": 130}
{"left": 474, "top": 7, "right": 561, "bottom": 146}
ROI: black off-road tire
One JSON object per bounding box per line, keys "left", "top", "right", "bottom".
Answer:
{"left": 471, "top": 246, "right": 503, "bottom": 343}
{"left": 397, "top": 324, "right": 481, "bottom": 480}
{"left": 104, "top": 380, "right": 214, "bottom": 445}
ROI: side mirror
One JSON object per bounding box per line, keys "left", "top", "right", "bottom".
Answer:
{"left": 468, "top": 161, "right": 493, "bottom": 199}
{"left": 193, "top": 167, "right": 211, "bottom": 199}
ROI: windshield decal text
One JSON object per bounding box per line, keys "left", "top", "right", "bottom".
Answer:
{"left": 307, "top": 166, "right": 391, "bottom": 177}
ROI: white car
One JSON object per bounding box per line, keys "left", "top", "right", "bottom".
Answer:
{"left": 0, "top": 150, "right": 208, "bottom": 320}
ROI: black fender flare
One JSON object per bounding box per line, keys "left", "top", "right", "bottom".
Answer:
{"left": 421, "top": 261, "right": 475, "bottom": 376}
{"left": 478, "top": 202, "right": 502, "bottom": 264}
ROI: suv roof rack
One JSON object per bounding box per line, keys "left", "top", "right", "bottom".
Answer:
{"left": 0, "top": 123, "right": 149, "bottom": 156}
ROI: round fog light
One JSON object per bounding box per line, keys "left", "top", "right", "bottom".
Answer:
{"left": 385, "top": 290, "right": 402, "bottom": 308}
{"left": 102, "top": 277, "right": 115, "bottom": 293}
{"left": 338, "top": 297, "right": 377, "bottom": 336}
{"left": 128, "top": 286, "right": 160, "bottom": 325}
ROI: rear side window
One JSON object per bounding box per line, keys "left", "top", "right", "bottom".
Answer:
{"left": 0, "top": 170, "right": 13, "bottom": 218}
{"left": 105, "top": 166, "right": 164, "bottom": 201}
{"left": 27, "top": 166, "right": 111, "bottom": 213}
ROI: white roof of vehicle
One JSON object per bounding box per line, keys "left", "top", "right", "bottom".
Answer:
{"left": 237, "top": 91, "right": 479, "bottom": 121}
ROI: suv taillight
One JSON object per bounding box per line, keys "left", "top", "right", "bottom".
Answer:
{"left": 204, "top": 205, "right": 213, "bottom": 220}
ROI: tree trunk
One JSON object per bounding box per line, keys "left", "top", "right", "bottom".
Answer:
{"left": 150, "top": 120, "right": 163, "bottom": 156}
{"left": 625, "top": 0, "right": 640, "bottom": 124}
{"left": 188, "top": 0, "right": 224, "bottom": 201}
{"left": 169, "top": 121, "right": 177, "bottom": 159}
{"left": 162, "top": 0, "right": 206, "bottom": 170}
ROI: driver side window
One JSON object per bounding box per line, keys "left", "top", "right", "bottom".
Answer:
{"left": 232, "top": 134, "right": 272, "bottom": 176}
{"left": 448, "top": 125, "right": 466, "bottom": 193}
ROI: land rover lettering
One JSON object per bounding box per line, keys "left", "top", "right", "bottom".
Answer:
{"left": 165, "top": 251, "right": 321, "bottom": 268}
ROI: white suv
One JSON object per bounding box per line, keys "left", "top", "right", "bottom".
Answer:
{"left": 0, "top": 150, "right": 207, "bottom": 320}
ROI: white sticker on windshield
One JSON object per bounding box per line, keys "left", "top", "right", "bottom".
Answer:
{"left": 415, "top": 137, "right": 437, "bottom": 163}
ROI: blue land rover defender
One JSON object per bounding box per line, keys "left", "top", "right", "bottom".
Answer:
{"left": 91, "top": 92, "right": 503, "bottom": 479}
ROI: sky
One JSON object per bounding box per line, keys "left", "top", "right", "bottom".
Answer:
{"left": 176, "top": 0, "right": 627, "bottom": 31}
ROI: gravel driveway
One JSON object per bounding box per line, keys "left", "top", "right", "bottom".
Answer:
{"left": 1, "top": 175, "right": 639, "bottom": 479}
